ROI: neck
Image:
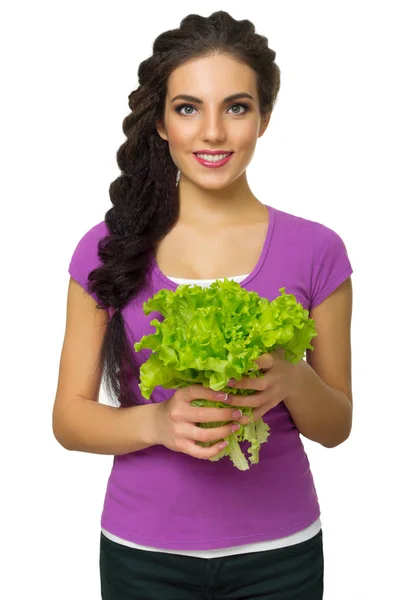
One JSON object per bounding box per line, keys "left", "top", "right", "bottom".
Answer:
{"left": 177, "top": 171, "right": 262, "bottom": 227}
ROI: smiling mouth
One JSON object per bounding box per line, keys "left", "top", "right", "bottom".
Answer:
{"left": 193, "top": 152, "right": 234, "bottom": 167}
{"left": 194, "top": 151, "right": 233, "bottom": 159}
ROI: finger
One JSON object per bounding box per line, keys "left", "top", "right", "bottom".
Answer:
{"left": 187, "top": 405, "right": 243, "bottom": 424}
{"left": 225, "top": 390, "right": 268, "bottom": 408}
{"left": 253, "top": 398, "right": 280, "bottom": 420}
{"left": 185, "top": 384, "right": 234, "bottom": 404}
{"left": 228, "top": 373, "right": 270, "bottom": 391}
{"left": 182, "top": 422, "right": 240, "bottom": 444}
{"left": 254, "top": 352, "right": 275, "bottom": 371}
{"left": 181, "top": 438, "right": 230, "bottom": 461}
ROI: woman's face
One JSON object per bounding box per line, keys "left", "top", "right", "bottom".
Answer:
{"left": 156, "top": 53, "right": 270, "bottom": 190}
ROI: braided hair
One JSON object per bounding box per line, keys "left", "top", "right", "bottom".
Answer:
{"left": 87, "top": 10, "right": 281, "bottom": 407}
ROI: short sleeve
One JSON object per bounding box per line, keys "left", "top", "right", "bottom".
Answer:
{"left": 68, "top": 221, "right": 109, "bottom": 304}
{"left": 310, "top": 222, "right": 353, "bottom": 309}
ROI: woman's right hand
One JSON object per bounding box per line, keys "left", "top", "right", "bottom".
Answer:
{"left": 152, "top": 385, "right": 243, "bottom": 459}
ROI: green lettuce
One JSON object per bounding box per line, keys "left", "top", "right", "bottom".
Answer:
{"left": 134, "top": 280, "right": 317, "bottom": 470}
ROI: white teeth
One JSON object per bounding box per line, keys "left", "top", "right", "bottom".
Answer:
{"left": 196, "top": 153, "right": 231, "bottom": 162}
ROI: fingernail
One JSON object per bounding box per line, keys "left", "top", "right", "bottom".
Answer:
{"left": 218, "top": 441, "right": 228, "bottom": 450}
{"left": 231, "top": 423, "right": 240, "bottom": 433}
{"left": 215, "top": 392, "right": 230, "bottom": 401}
{"left": 228, "top": 378, "right": 236, "bottom": 386}
{"left": 232, "top": 409, "right": 243, "bottom": 419}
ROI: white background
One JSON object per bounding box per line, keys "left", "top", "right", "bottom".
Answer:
{"left": 2, "top": 1, "right": 402, "bottom": 598}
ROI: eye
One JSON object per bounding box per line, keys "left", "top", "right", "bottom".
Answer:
{"left": 174, "top": 103, "right": 249, "bottom": 116}
{"left": 228, "top": 103, "right": 249, "bottom": 115}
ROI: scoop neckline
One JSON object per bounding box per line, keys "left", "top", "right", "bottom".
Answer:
{"left": 151, "top": 204, "right": 276, "bottom": 290}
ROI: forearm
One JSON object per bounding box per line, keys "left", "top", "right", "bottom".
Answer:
{"left": 53, "top": 397, "right": 159, "bottom": 456}
{"left": 283, "top": 360, "right": 352, "bottom": 448}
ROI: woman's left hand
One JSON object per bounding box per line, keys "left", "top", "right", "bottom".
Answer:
{"left": 226, "top": 349, "right": 303, "bottom": 425}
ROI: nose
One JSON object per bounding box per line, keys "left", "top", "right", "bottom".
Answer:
{"left": 199, "top": 110, "right": 227, "bottom": 143}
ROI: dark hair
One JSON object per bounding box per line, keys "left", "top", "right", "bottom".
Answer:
{"left": 87, "top": 10, "right": 281, "bottom": 408}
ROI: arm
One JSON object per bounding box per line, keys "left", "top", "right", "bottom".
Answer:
{"left": 284, "top": 360, "right": 352, "bottom": 448}
{"left": 52, "top": 278, "right": 160, "bottom": 456}
{"left": 54, "top": 398, "right": 159, "bottom": 456}
{"left": 284, "top": 277, "right": 353, "bottom": 448}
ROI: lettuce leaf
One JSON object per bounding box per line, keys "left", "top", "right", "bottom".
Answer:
{"left": 134, "top": 281, "right": 317, "bottom": 470}
{"left": 189, "top": 399, "right": 267, "bottom": 471}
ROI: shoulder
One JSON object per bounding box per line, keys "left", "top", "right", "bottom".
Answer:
{"left": 73, "top": 220, "right": 110, "bottom": 250}
{"left": 69, "top": 220, "right": 109, "bottom": 263}
{"left": 68, "top": 220, "right": 110, "bottom": 301}
{"left": 272, "top": 207, "right": 352, "bottom": 310}
{"left": 272, "top": 206, "right": 317, "bottom": 238}
{"left": 273, "top": 206, "right": 347, "bottom": 249}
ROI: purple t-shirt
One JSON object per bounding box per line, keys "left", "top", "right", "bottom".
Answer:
{"left": 68, "top": 204, "right": 353, "bottom": 550}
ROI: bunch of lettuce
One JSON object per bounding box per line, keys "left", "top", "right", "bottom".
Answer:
{"left": 134, "top": 280, "right": 317, "bottom": 470}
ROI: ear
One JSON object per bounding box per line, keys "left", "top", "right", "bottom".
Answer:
{"left": 156, "top": 120, "right": 168, "bottom": 142}
{"left": 258, "top": 112, "right": 271, "bottom": 138}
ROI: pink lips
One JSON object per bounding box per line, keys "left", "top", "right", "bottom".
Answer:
{"left": 193, "top": 152, "right": 234, "bottom": 168}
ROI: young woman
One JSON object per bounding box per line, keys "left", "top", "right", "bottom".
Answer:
{"left": 53, "top": 10, "right": 353, "bottom": 599}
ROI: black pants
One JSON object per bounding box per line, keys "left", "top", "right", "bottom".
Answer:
{"left": 99, "top": 529, "right": 324, "bottom": 599}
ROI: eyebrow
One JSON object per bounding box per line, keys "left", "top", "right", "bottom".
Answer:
{"left": 171, "top": 93, "right": 255, "bottom": 104}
